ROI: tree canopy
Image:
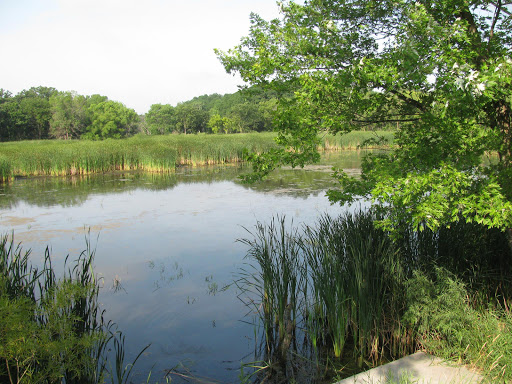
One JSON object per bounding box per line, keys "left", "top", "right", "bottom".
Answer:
{"left": 217, "top": 0, "right": 512, "bottom": 232}
{"left": 145, "top": 103, "right": 176, "bottom": 135}
{"left": 83, "top": 100, "right": 139, "bottom": 140}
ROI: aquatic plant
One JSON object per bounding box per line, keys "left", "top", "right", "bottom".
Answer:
{"left": 0, "top": 234, "right": 148, "bottom": 384}
{"left": 238, "top": 210, "right": 512, "bottom": 382}
{"left": 238, "top": 211, "right": 411, "bottom": 382}
{"left": 0, "top": 131, "right": 391, "bottom": 181}
{"left": 300, "top": 212, "right": 411, "bottom": 370}
{"left": 0, "top": 133, "right": 277, "bottom": 181}
{"left": 238, "top": 217, "right": 305, "bottom": 378}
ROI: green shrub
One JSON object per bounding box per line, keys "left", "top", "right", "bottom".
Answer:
{"left": 403, "top": 268, "right": 512, "bottom": 382}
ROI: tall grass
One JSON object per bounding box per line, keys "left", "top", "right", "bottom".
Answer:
{"left": 320, "top": 131, "right": 394, "bottom": 151}
{"left": 0, "top": 134, "right": 277, "bottom": 181}
{"left": 0, "top": 234, "right": 148, "bottom": 384}
{"left": 238, "top": 211, "right": 512, "bottom": 382}
{"left": 237, "top": 218, "right": 305, "bottom": 380}
{"left": 238, "top": 211, "right": 412, "bottom": 382}
{"left": 0, "top": 131, "right": 392, "bottom": 181}
{"left": 402, "top": 268, "right": 512, "bottom": 383}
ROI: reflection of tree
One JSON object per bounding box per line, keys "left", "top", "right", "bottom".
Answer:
{"left": 0, "top": 152, "right": 366, "bottom": 208}
{"left": 243, "top": 167, "right": 337, "bottom": 199}
{"left": 0, "top": 171, "right": 200, "bottom": 209}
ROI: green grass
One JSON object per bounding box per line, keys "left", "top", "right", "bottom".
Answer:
{"left": 0, "top": 133, "right": 277, "bottom": 181}
{"left": 238, "top": 211, "right": 411, "bottom": 382}
{"left": 403, "top": 268, "right": 512, "bottom": 383}
{"left": 0, "top": 131, "right": 393, "bottom": 181}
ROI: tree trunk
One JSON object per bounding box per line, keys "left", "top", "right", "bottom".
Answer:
{"left": 497, "top": 100, "right": 512, "bottom": 165}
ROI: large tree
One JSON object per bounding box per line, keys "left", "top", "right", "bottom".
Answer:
{"left": 0, "top": 88, "right": 56, "bottom": 141}
{"left": 145, "top": 104, "right": 176, "bottom": 135}
{"left": 49, "top": 92, "right": 89, "bottom": 139}
{"left": 83, "top": 100, "right": 139, "bottom": 140}
{"left": 217, "top": 0, "right": 512, "bottom": 232}
{"left": 174, "top": 102, "right": 209, "bottom": 134}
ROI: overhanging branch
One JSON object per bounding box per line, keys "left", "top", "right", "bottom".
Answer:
{"left": 352, "top": 118, "right": 420, "bottom": 124}
{"left": 388, "top": 90, "right": 426, "bottom": 112}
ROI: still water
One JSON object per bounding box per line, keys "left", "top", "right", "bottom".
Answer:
{"left": 0, "top": 151, "right": 365, "bottom": 383}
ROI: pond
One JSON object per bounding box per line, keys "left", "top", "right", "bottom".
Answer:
{"left": 0, "top": 151, "right": 367, "bottom": 383}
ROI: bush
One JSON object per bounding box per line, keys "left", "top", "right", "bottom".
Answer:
{"left": 403, "top": 268, "right": 512, "bottom": 382}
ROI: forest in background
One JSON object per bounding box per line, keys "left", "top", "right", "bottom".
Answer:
{"left": 0, "top": 86, "right": 394, "bottom": 142}
{"left": 0, "top": 86, "right": 279, "bottom": 141}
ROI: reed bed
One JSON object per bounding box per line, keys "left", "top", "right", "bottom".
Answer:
{"left": 238, "top": 218, "right": 304, "bottom": 367}
{"left": 0, "top": 133, "right": 277, "bottom": 181}
{"left": 320, "top": 130, "right": 394, "bottom": 151}
{"left": 0, "top": 131, "right": 392, "bottom": 182}
{"left": 238, "top": 211, "right": 512, "bottom": 383}
{"left": 238, "top": 211, "right": 412, "bottom": 382}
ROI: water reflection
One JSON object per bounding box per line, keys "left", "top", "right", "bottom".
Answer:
{"left": 0, "top": 151, "right": 368, "bottom": 383}
{"left": 148, "top": 258, "right": 185, "bottom": 292}
{"left": 0, "top": 150, "right": 368, "bottom": 210}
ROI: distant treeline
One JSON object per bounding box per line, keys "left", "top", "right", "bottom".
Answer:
{"left": 0, "top": 86, "right": 280, "bottom": 141}
{"left": 0, "top": 86, "right": 397, "bottom": 142}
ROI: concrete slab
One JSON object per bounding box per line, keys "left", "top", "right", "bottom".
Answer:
{"left": 335, "top": 352, "right": 483, "bottom": 384}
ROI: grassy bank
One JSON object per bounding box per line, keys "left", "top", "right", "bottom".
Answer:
{"left": 0, "top": 131, "right": 393, "bottom": 182}
{"left": 238, "top": 212, "right": 512, "bottom": 383}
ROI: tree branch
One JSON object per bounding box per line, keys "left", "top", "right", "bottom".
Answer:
{"left": 490, "top": 0, "right": 502, "bottom": 40}
{"left": 458, "top": 6, "right": 487, "bottom": 67}
{"left": 489, "top": 1, "right": 512, "bottom": 16}
{"left": 388, "top": 90, "right": 426, "bottom": 112}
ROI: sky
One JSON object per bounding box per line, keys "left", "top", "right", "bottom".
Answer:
{"left": 0, "top": 0, "right": 282, "bottom": 114}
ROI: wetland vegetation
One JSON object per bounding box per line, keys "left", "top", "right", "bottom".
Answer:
{"left": 0, "top": 234, "right": 148, "bottom": 384}
{"left": 2, "top": 0, "right": 512, "bottom": 381}
{"left": 238, "top": 212, "right": 512, "bottom": 383}
{"left": 0, "top": 131, "right": 393, "bottom": 182}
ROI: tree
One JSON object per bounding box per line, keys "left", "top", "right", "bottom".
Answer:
{"left": 145, "top": 104, "right": 176, "bottom": 135}
{"left": 50, "top": 92, "right": 110, "bottom": 139}
{"left": 174, "top": 102, "right": 209, "bottom": 134}
{"left": 50, "top": 92, "right": 87, "bottom": 139}
{"left": 18, "top": 86, "right": 58, "bottom": 101}
{"left": 83, "top": 100, "right": 139, "bottom": 140}
{"left": 19, "top": 96, "right": 51, "bottom": 139}
{"left": 0, "top": 90, "right": 12, "bottom": 141}
{"left": 228, "top": 102, "right": 266, "bottom": 132}
{"left": 217, "top": 0, "right": 512, "bottom": 233}
{"left": 0, "top": 87, "right": 56, "bottom": 141}
{"left": 258, "top": 98, "right": 278, "bottom": 131}
{"left": 208, "top": 113, "right": 232, "bottom": 134}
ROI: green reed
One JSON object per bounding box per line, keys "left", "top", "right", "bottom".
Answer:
{"left": 0, "top": 131, "right": 393, "bottom": 181}
{"left": 320, "top": 131, "right": 394, "bottom": 150}
{"left": 239, "top": 211, "right": 410, "bottom": 382}
{"left": 0, "top": 234, "right": 148, "bottom": 384}
{"left": 238, "top": 217, "right": 304, "bottom": 368}
{"left": 303, "top": 213, "right": 407, "bottom": 366}
{"left": 0, "top": 133, "right": 279, "bottom": 181}
{"left": 239, "top": 211, "right": 512, "bottom": 382}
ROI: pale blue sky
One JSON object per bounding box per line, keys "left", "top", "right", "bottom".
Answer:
{"left": 0, "top": 0, "right": 281, "bottom": 113}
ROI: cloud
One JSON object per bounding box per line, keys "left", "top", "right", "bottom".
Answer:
{"left": 0, "top": 0, "right": 281, "bottom": 113}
